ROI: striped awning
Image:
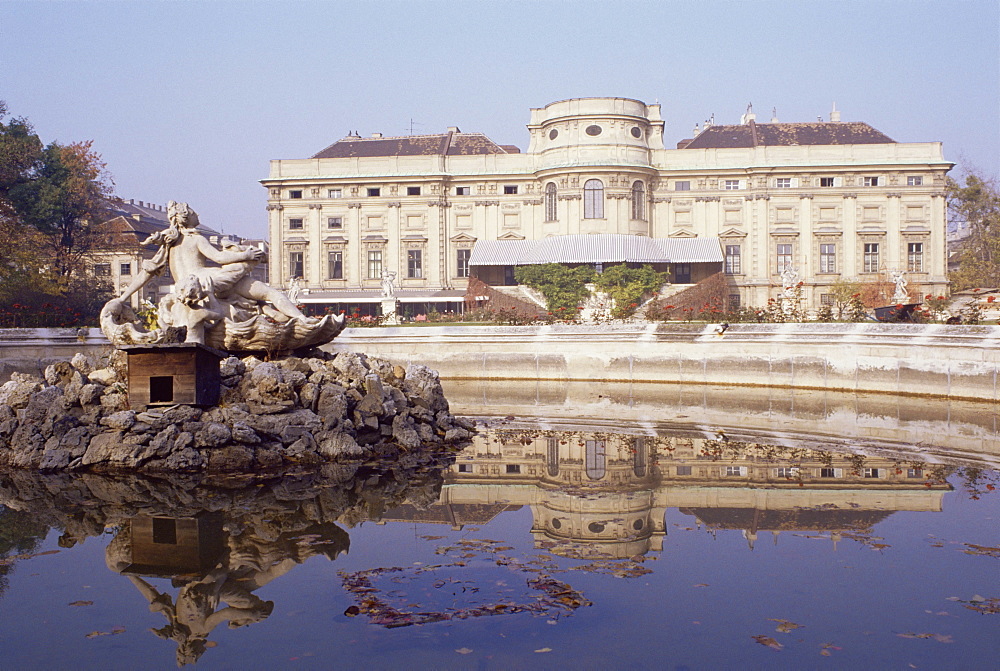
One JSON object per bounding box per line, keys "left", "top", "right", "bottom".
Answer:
{"left": 468, "top": 234, "right": 723, "bottom": 266}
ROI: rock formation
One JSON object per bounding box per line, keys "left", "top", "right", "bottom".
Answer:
{"left": 0, "top": 348, "right": 474, "bottom": 473}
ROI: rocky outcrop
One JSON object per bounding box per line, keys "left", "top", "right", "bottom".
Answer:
{"left": 0, "top": 348, "right": 474, "bottom": 473}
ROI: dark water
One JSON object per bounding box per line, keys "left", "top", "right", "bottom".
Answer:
{"left": 2, "top": 383, "right": 1000, "bottom": 669}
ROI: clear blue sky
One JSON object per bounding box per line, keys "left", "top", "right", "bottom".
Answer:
{"left": 2, "top": 0, "right": 997, "bottom": 238}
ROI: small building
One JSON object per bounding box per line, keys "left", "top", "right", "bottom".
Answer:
{"left": 123, "top": 343, "right": 225, "bottom": 409}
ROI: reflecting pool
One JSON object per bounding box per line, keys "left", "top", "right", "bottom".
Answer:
{"left": 1, "top": 382, "right": 999, "bottom": 669}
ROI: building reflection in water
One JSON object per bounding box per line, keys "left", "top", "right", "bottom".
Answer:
{"left": 0, "top": 416, "right": 979, "bottom": 663}
{"left": 383, "top": 422, "right": 954, "bottom": 557}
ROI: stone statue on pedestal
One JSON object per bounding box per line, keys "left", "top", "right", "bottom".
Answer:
{"left": 100, "top": 201, "right": 344, "bottom": 352}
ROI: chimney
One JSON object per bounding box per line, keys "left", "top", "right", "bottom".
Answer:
{"left": 770, "top": 107, "right": 779, "bottom": 123}
{"left": 447, "top": 126, "right": 461, "bottom": 134}
{"left": 740, "top": 103, "right": 756, "bottom": 125}
{"left": 692, "top": 123, "right": 701, "bottom": 136}
{"left": 371, "top": 132, "right": 382, "bottom": 139}
{"left": 830, "top": 102, "right": 841, "bottom": 123}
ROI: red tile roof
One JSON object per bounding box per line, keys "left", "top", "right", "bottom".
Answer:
{"left": 682, "top": 120, "right": 895, "bottom": 149}
{"left": 312, "top": 131, "right": 513, "bottom": 158}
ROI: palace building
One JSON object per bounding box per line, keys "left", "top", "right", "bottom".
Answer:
{"left": 262, "top": 97, "right": 951, "bottom": 315}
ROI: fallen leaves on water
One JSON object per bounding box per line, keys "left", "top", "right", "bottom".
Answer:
{"left": 455, "top": 648, "right": 473, "bottom": 655}
{"left": 85, "top": 626, "right": 125, "bottom": 639}
{"left": 534, "top": 647, "right": 552, "bottom": 653}
{"left": 752, "top": 635, "right": 783, "bottom": 651}
{"left": 693, "top": 583, "right": 710, "bottom": 588}
{"left": 954, "top": 595, "right": 1000, "bottom": 615}
{"left": 0, "top": 549, "right": 60, "bottom": 566}
{"left": 896, "top": 632, "right": 954, "bottom": 643}
{"left": 962, "top": 543, "right": 1000, "bottom": 558}
{"left": 68, "top": 601, "right": 94, "bottom": 607}
{"left": 769, "top": 618, "right": 803, "bottom": 633}
{"left": 819, "top": 642, "right": 841, "bottom": 656}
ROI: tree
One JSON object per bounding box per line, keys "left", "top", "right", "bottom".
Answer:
{"left": 0, "top": 101, "right": 117, "bottom": 325}
{"left": 514, "top": 263, "right": 596, "bottom": 312}
{"left": 593, "top": 264, "right": 667, "bottom": 318}
{"left": 948, "top": 171, "right": 1000, "bottom": 290}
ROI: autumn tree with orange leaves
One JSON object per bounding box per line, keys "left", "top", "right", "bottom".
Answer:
{"left": 0, "top": 101, "right": 118, "bottom": 324}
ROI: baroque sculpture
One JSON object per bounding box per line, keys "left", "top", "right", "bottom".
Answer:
{"left": 100, "top": 201, "right": 344, "bottom": 352}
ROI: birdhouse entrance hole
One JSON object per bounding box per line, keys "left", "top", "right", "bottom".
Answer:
{"left": 149, "top": 376, "right": 174, "bottom": 404}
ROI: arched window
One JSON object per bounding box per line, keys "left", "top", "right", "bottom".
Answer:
{"left": 584, "top": 179, "right": 604, "bottom": 219}
{"left": 546, "top": 437, "right": 559, "bottom": 477}
{"left": 585, "top": 439, "right": 606, "bottom": 480}
{"left": 545, "top": 183, "right": 557, "bottom": 222}
{"left": 631, "top": 181, "right": 645, "bottom": 221}
{"left": 632, "top": 437, "right": 647, "bottom": 477}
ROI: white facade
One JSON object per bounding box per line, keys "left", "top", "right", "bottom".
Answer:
{"left": 262, "top": 97, "right": 951, "bottom": 311}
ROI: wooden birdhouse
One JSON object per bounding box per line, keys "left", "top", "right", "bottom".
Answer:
{"left": 122, "top": 343, "right": 226, "bottom": 409}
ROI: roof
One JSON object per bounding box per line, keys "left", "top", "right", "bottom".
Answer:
{"left": 313, "top": 132, "right": 514, "bottom": 159}
{"left": 682, "top": 120, "right": 895, "bottom": 149}
{"left": 468, "top": 234, "right": 724, "bottom": 266}
{"left": 680, "top": 507, "right": 896, "bottom": 531}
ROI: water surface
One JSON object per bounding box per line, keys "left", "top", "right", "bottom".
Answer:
{"left": 1, "top": 383, "right": 999, "bottom": 669}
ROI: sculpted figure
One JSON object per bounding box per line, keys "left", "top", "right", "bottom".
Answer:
{"left": 780, "top": 265, "right": 799, "bottom": 295}
{"left": 890, "top": 269, "right": 909, "bottom": 303}
{"left": 380, "top": 269, "right": 397, "bottom": 299}
{"left": 100, "top": 201, "right": 344, "bottom": 352}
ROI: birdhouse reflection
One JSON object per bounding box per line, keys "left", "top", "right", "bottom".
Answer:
{"left": 107, "top": 513, "right": 349, "bottom": 666}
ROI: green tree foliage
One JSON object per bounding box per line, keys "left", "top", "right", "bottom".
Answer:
{"left": 593, "top": 264, "right": 666, "bottom": 318}
{"left": 948, "top": 171, "right": 1000, "bottom": 290}
{"left": 514, "top": 263, "right": 595, "bottom": 312}
{"left": 0, "top": 102, "right": 116, "bottom": 325}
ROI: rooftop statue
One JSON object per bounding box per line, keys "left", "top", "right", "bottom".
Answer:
{"left": 100, "top": 201, "right": 344, "bottom": 352}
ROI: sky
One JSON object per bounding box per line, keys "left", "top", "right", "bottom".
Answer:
{"left": 1, "top": 0, "right": 997, "bottom": 238}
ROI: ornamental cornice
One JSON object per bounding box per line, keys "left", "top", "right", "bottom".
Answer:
{"left": 475, "top": 200, "right": 500, "bottom": 207}
{"left": 347, "top": 202, "right": 363, "bottom": 209}
{"left": 266, "top": 204, "right": 284, "bottom": 211}
{"left": 428, "top": 200, "right": 450, "bottom": 207}
{"left": 696, "top": 196, "right": 720, "bottom": 202}
{"left": 387, "top": 202, "right": 402, "bottom": 208}
{"left": 886, "top": 193, "right": 901, "bottom": 199}
{"left": 608, "top": 193, "right": 631, "bottom": 200}
{"left": 308, "top": 203, "right": 323, "bottom": 209}
{"left": 798, "top": 194, "right": 814, "bottom": 200}
{"left": 557, "top": 195, "right": 581, "bottom": 201}
{"left": 842, "top": 193, "right": 858, "bottom": 199}
{"left": 652, "top": 197, "right": 671, "bottom": 204}
{"left": 522, "top": 199, "right": 543, "bottom": 206}
{"left": 754, "top": 195, "right": 770, "bottom": 201}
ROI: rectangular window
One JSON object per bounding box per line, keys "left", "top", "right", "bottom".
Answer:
{"left": 863, "top": 242, "right": 880, "bottom": 273}
{"left": 407, "top": 186, "right": 421, "bottom": 196}
{"left": 820, "top": 468, "right": 841, "bottom": 478}
{"left": 367, "top": 250, "right": 382, "bottom": 279}
{"left": 328, "top": 188, "right": 342, "bottom": 198}
{"left": 820, "top": 243, "right": 837, "bottom": 273}
{"left": 407, "top": 249, "right": 423, "bottom": 279}
{"left": 724, "top": 465, "right": 747, "bottom": 476}
{"left": 907, "top": 468, "right": 923, "bottom": 478}
{"left": 327, "top": 251, "right": 343, "bottom": 280}
{"left": 907, "top": 176, "right": 923, "bottom": 186}
{"left": 457, "top": 463, "right": 472, "bottom": 473}
{"left": 289, "top": 218, "right": 304, "bottom": 230}
{"left": 775, "top": 177, "right": 792, "bottom": 188}
{"left": 776, "top": 467, "right": 800, "bottom": 478}
{"left": 289, "top": 189, "right": 303, "bottom": 199}
{"left": 506, "top": 464, "right": 521, "bottom": 474}
{"left": 674, "top": 181, "right": 691, "bottom": 191}
{"left": 120, "top": 262, "right": 132, "bottom": 276}
{"left": 776, "top": 243, "right": 793, "bottom": 273}
{"left": 863, "top": 176, "right": 880, "bottom": 187}
{"left": 503, "top": 185, "right": 518, "bottom": 195}
{"left": 724, "top": 244, "right": 741, "bottom": 274}
{"left": 366, "top": 187, "right": 381, "bottom": 197}
{"left": 94, "top": 263, "right": 111, "bottom": 276}
{"left": 676, "top": 465, "right": 692, "bottom": 476}
{"left": 821, "top": 293, "right": 834, "bottom": 306}
{"left": 907, "top": 242, "right": 924, "bottom": 272}
{"left": 327, "top": 216, "right": 343, "bottom": 229}
{"left": 819, "top": 177, "right": 836, "bottom": 187}
{"left": 289, "top": 251, "right": 304, "bottom": 279}
{"left": 455, "top": 186, "right": 470, "bottom": 196}
{"left": 724, "top": 179, "right": 741, "bottom": 190}
{"left": 863, "top": 467, "right": 881, "bottom": 478}
{"left": 456, "top": 248, "right": 471, "bottom": 278}
{"left": 728, "top": 294, "right": 741, "bottom": 311}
